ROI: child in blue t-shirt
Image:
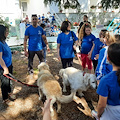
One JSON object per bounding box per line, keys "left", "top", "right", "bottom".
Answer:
{"left": 96, "top": 31, "right": 116, "bottom": 85}
{"left": 42, "top": 14, "right": 45, "bottom": 21}
{"left": 91, "top": 29, "right": 107, "bottom": 72}
{"left": 96, "top": 42, "right": 120, "bottom": 120}
{"left": 57, "top": 21, "right": 78, "bottom": 68}
{"left": 51, "top": 13, "right": 56, "bottom": 25}
{"left": 78, "top": 23, "right": 96, "bottom": 73}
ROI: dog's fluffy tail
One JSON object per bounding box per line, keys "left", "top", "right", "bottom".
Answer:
{"left": 57, "top": 92, "right": 75, "bottom": 103}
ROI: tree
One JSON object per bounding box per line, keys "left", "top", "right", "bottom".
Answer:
{"left": 44, "top": 0, "right": 120, "bottom": 10}
{"left": 44, "top": 0, "right": 81, "bottom": 10}
{"left": 101, "top": 0, "right": 120, "bottom": 9}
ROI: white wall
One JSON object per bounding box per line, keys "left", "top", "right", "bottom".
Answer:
{"left": 90, "top": 0, "right": 101, "bottom": 6}
{"left": 25, "top": 0, "right": 50, "bottom": 21}
{"left": 0, "top": 0, "right": 21, "bottom": 26}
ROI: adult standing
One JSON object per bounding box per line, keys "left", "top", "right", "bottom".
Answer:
{"left": 24, "top": 14, "right": 50, "bottom": 74}
{"left": 19, "top": 20, "right": 26, "bottom": 42}
{"left": 0, "top": 25, "right": 15, "bottom": 104}
{"left": 77, "top": 15, "right": 91, "bottom": 37}
{"left": 25, "top": 15, "right": 29, "bottom": 23}
{"left": 57, "top": 21, "right": 79, "bottom": 68}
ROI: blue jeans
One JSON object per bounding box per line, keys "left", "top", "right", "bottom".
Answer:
{"left": 43, "top": 47, "right": 47, "bottom": 62}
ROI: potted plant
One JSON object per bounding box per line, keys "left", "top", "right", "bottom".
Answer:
{"left": 73, "top": 22, "right": 79, "bottom": 26}
{"left": 115, "top": 6, "right": 118, "bottom": 9}
{"left": 98, "top": 6, "right": 102, "bottom": 9}
{"left": 59, "top": 9, "right": 62, "bottom": 13}
{"left": 90, "top": 5, "right": 96, "bottom": 9}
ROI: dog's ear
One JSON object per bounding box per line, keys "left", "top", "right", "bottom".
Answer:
{"left": 59, "top": 69, "right": 64, "bottom": 77}
{"left": 84, "top": 74, "right": 89, "bottom": 86}
{"left": 43, "top": 64, "right": 50, "bottom": 71}
{"left": 38, "top": 62, "right": 50, "bottom": 71}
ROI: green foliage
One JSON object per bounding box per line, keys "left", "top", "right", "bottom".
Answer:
{"left": 101, "top": 0, "right": 120, "bottom": 10}
{"left": 44, "top": 0, "right": 120, "bottom": 10}
{"left": 0, "top": 16, "right": 11, "bottom": 29}
{"left": 90, "top": 5, "right": 96, "bottom": 9}
{"left": 44, "top": 0, "right": 80, "bottom": 9}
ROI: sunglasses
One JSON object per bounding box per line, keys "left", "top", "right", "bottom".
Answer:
{"left": 32, "top": 18, "right": 37, "bottom": 20}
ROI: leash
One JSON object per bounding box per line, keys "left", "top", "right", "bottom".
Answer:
{"left": 4, "top": 73, "right": 38, "bottom": 88}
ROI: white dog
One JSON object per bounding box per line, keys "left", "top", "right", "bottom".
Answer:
{"left": 37, "top": 63, "right": 75, "bottom": 117}
{"left": 59, "top": 67, "right": 97, "bottom": 96}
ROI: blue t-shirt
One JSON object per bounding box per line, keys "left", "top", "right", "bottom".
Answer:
{"left": 97, "top": 71, "right": 120, "bottom": 106}
{"left": 57, "top": 31, "right": 78, "bottom": 58}
{"left": 81, "top": 34, "right": 96, "bottom": 54}
{"left": 96, "top": 46, "right": 113, "bottom": 80}
{"left": 42, "top": 16, "right": 45, "bottom": 20}
{"left": 91, "top": 38, "right": 104, "bottom": 60}
{"left": 0, "top": 41, "right": 12, "bottom": 68}
{"left": 25, "top": 25, "right": 45, "bottom": 51}
{"left": 52, "top": 16, "right": 55, "bottom": 21}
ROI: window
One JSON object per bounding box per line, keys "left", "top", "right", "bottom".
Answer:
{"left": 22, "top": 2, "right": 27, "bottom": 11}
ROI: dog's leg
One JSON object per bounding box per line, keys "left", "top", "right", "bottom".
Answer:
{"left": 78, "top": 89, "right": 84, "bottom": 97}
{"left": 62, "top": 74, "right": 68, "bottom": 92}
{"left": 63, "top": 80, "right": 67, "bottom": 92}
{"left": 38, "top": 88, "right": 43, "bottom": 100}
{"left": 49, "top": 97, "right": 56, "bottom": 117}
{"left": 56, "top": 101, "right": 61, "bottom": 113}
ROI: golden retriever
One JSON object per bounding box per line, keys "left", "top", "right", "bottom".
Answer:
{"left": 37, "top": 62, "right": 74, "bottom": 117}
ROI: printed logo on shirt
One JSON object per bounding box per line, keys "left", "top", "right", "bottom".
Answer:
{"left": 70, "top": 37, "right": 73, "bottom": 41}
{"left": 89, "top": 38, "right": 92, "bottom": 41}
{"left": 38, "top": 30, "right": 41, "bottom": 35}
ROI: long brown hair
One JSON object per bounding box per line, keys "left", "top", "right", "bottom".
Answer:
{"left": 78, "top": 22, "right": 91, "bottom": 40}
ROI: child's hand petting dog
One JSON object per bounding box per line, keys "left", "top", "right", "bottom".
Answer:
{"left": 42, "top": 98, "right": 52, "bottom": 120}
{"left": 41, "top": 99, "right": 52, "bottom": 115}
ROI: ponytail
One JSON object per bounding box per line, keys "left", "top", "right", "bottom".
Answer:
{"left": 116, "top": 68, "right": 120, "bottom": 86}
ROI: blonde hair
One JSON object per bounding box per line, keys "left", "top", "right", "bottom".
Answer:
{"left": 105, "top": 31, "right": 116, "bottom": 46}
{"left": 78, "top": 22, "right": 91, "bottom": 40}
